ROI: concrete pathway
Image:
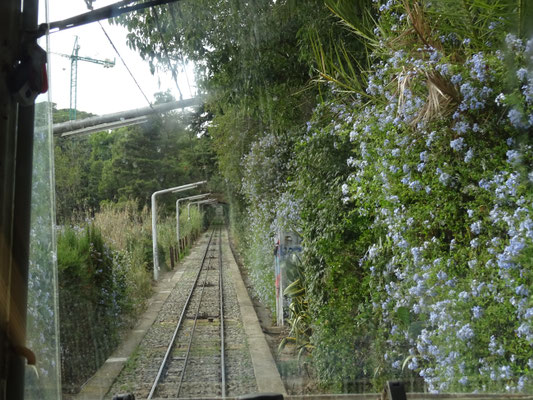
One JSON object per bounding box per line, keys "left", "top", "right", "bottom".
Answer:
{"left": 221, "top": 229, "right": 287, "bottom": 395}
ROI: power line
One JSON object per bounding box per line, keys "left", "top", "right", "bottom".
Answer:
{"left": 152, "top": 8, "right": 183, "bottom": 100}
{"left": 79, "top": 0, "right": 190, "bottom": 103}
{"left": 98, "top": 21, "right": 153, "bottom": 108}
{"left": 180, "top": 57, "right": 192, "bottom": 97}
{"left": 168, "top": 3, "right": 193, "bottom": 97}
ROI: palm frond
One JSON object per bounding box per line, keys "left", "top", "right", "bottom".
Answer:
{"left": 325, "top": 0, "right": 376, "bottom": 45}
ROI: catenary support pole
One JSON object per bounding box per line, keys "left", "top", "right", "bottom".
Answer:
{"left": 188, "top": 199, "right": 217, "bottom": 220}
{"left": 176, "top": 193, "right": 209, "bottom": 246}
{"left": 151, "top": 181, "right": 206, "bottom": 280}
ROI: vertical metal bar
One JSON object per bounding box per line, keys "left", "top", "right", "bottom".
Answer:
{"left": 7, "top": 0, "right": 39, "bottom": 395}
{"left": 176, "top": 198, "right": 180, "bottom": 244}
{"left": 219, "top": 227, "right": 226, "bottom": 397}
{"left": 151, "top": 192, "right": 159, "bottom": 280}
{"left": 0, "top": 1, "right": 21, "bottom": 396}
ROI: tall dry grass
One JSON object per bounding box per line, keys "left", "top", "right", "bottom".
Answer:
{"left": 93, "top": 200, "right": 151, "bottom": 250}
{"left": 93, "top": 200, "right": 153, "bottom": 311}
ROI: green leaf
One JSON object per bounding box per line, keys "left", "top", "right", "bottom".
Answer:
{"left": 396, "top": 306, "right": 411, "bottom": 328}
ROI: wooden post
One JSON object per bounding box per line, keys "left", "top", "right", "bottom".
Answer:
{"left": 169, "top": 246, "right": 175, "bottom": 270}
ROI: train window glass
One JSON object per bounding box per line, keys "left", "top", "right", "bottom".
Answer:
{"left": 19, "top": 1, "right": 533, "bottom": 398}
{"left": 24, "top": 9, "right": 62, "bottom": 399}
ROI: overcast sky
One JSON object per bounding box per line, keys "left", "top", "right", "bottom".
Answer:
{"left": 40, "top": 0, "right": 195, "bottom": 116}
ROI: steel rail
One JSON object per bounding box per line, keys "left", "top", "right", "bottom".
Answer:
{"left": 146, "top": 228, "right": 216, "bottom": 400}
{"left": 174, "top": 231, "right": 216, "bottom": 397}
{"left": 219, "top": 227, "right": 226, "bottom": 398}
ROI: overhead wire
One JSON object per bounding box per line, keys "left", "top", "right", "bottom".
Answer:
{"left": 152, "top": 8, "right": 183, "bottom": 100}
{"left": 167, "top": 3, "right": 193, "bottom": 97}
{"left": 97, "top": 21, "right": 154, "bottom": 108}
{"left": 80, "top": 0, "right": 153, "bottom": 108}
{"left": 80, "top": 0, "right": 190, "bottom": 106}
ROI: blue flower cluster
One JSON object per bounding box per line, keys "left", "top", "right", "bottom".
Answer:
{"left": 333, "top": 16, "right": 533, "bottom": 393}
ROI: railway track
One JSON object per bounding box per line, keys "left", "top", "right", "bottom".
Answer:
{"left": 107, "top": 227, "right": 259, "bottom": 399}
{"left": 147, "top": 227, "right": 226, "bottom": 398}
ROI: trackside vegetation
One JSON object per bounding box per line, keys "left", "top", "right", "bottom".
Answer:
{"left": 56, "top": 202, "right": 204, "bottom": 392}
{"left": 110, "top": 0, "right": 533, "bottom": 393}
{"left": 48, "top": 0, "right": 533, "bottom": 395}
{"left": 302, "top": 1, "right": 533, "bottom": 392}
{"left": 51, "top": 102, "right": 213, "bottom": 392}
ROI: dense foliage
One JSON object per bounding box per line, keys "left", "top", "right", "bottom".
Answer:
{"left": 53, "top": 96, "right": 216, "bottom": 221}
{"left": 302, "top": 1, "right": 533, "bottom": 392}
{"left": 51, "top": 98, "right": 214, "bottom": 392}
{"left": 58, "top": 224, "right": 126, "bottom": 392}
{"left": 109, "top": 0, "right": 533, "bottom": 393}
{"left": 57, "top": 201, "right": 204, "bottom": 391}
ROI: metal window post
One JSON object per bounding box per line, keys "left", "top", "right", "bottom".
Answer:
{"left": 1, "top": 0, "right": 41, "bottom": 397}
{"left": 151, "top": 181, "right": 206, "bottom": 280}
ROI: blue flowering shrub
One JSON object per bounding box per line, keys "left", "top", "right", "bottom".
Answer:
{"left": 211, "top": 0, "right": 533, "bottom": 392}
{"left": 292, "top": 101, "right": 379, "bottom": 389}
{"left": 237, "top": 132, "right": 295, "bottom": 310}
{"left": 300, "top": 1, "right": 533, "bottom": 393}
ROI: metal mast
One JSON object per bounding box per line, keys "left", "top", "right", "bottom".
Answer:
{"left": 64, "top": 36, "right": 115, "bottom": 120}
{"left": 69, "top": 36, "right": 79, "bottom": 120}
